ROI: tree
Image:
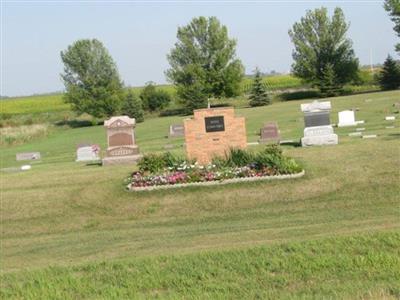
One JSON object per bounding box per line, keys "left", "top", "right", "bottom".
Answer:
{"left": 320, "top": 63, "right": 339, "bottom": 96}
{"left": 288, "top": 7, "right": 359, "bottom": 93}
{"left": 166, "top": 16, "right": 244, "bottom": 112}
{"left": 249, "top": 68, "right": 270, "bottom": 107}
{"left": 140, "top": 82, "right": 172, "bottom": 112}
{"left": 122, "top": 91, "right": 144, "bottom": 122}
{"left": 60, "top": 39, "right": 124, "bottom": 118}
{"left": 378, "top": 55, "right": 400, "bottom": 90}
{"left": 384, "top": 0, "right": 400, "bottom": 54}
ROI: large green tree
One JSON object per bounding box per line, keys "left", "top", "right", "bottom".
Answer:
{"left": 384, "top": 0, "right": 400, "bottom": 54}
{"left": 289, "top": 7, "right": 359, "bottom": 93}
{"left": 60, "top": 39, "right": 124, "bottom": 118}
{"left": 166, "top": 16, "right": 244, "bottom": 112}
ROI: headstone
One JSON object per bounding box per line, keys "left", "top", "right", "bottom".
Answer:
{"left": 349, "top": 132, "right": 362, "bottom": 137}
{"left": 102, "top": 116, "right": 142, "bottom": 166}
{"left": 363, "top": 134, "right": 377, "bottom": 139}
{"left": 76, "top": 145, "right": 100, "bottom": 162}
{"left": 247, "top": 142, "right": 259, "bottom": 146}
{"left": 163, "top": 144, "right": 175, "bottom": 150}
{"left": 300, "top": 101, "right": 338, "bottom": 147}
{"left": 21, "top": 165, "right": 31, "bottom": 171}
{"left": 338, "top": 110, "right": 357, "bottom": 127}
{"left": 259, "top": 122, "right": 280, "bottom": 144}
{"left": 385, "top": 116, "right": 396, "bottom": 121}
{"left": 356, "top": 120, "right": 365, "bottom": 124}
{"left": 356, "top": 128, "right": 365, "bottom": 131}
{"left": 184, "top": 107, "right": 247, "bottom": 164}
{"left": 280, "top": 139, "right": 295, "bottom": 144}
{"left": 386, "top": 126, "right": 395, "bottom": 129}
{"left": 16, "top": 152, "right": 41, "bottom": 161}
{"left": 168, "top": 124, "right": 185, "bottom": 138}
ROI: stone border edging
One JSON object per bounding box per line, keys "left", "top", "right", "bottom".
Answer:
{"left": 128, "top": 170, "right": 305, "bottom": 192}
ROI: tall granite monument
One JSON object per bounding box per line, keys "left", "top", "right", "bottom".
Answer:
{"left": 102, "top": 116, "right": 142, "bottom": 166}
{"left": 300, "top": 101, "right": 338, "bottom": 146}
{"left": 184, "top": 107, "right": 247, "bottom": 164}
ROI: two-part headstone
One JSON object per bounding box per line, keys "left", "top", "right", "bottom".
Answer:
{"left": 168, "top": 124, "right": 185, "bottom": 138}
{"left": 300, "top": 101, "right": 338, "bottom": 147}
{"left": 259, "top": 122, "right": 280, "bottom": 144}
{"left": 102, "top": 116, "right": 142, "bottom": 166}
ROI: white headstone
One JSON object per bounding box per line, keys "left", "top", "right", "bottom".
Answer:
{"left": 76, "top": 145, "right": 100, "bottom": 162}
{"left": 349, "top": 132, "right": 362, "bottom": 137}
{"left": 338, "top": 110, "right": 357, "bottom": 127}
{"left": 385, "top": 116, "right": 396, "bottom": 121}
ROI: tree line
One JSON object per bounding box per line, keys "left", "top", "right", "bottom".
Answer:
{"left": 61, "top": 3, "right": 400, "bottom": 121}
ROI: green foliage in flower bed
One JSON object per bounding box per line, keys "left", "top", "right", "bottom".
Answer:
{"left": 130, "top": 146, "right": 302, "bottom": 188}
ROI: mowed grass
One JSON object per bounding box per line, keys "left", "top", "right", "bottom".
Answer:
{"left": 1, "top": 90, "right": 399, "bottom": 298}
{"left": 2, "top": 232, "right": 399, "bottom": 299}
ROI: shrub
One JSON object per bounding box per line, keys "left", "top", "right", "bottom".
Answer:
{"left": 226, "top": 148, "right": 255, "bottom": 167}
{"left": 140, "top": 82, "right": 172, "bottom": 112}
{"left": 122, "top": 92, "right": 144, "bottom": 122}
{"left": 138, "top": 154, "right": 166, "bottom": 174}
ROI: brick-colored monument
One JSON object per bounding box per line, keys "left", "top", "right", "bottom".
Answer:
{"left": 102, "top": 116, "right": 142, "bottom": 166}
{"left": 184, "top": 107, "right": 247, "bottom": 164}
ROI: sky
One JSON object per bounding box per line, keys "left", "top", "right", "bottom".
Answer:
{"left": 1, "top": 0, "right": 398, "bottom": 97}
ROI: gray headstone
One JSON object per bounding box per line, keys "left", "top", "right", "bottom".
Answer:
{"left": 304, "top": 111, "right": 331, "bottom": 127}
{"left": 168, "top": 124, "right": 185, "bottom": 138}
{"left": 363, "top": 135, "right": 377, "bottom": 139}
{"left": 259, "top": 122, "right": 280, "bottom": 143}
{"left": 349, "top": 132, "right": 362, "bottom": 137}
{"left": 76, "top": 145, "right": 100, "bottom": 162}
{"left": 16, "top": 152, "right": 41, "bottom": 161}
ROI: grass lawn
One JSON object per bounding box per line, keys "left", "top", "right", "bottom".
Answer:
{"left": 1, "top": 90, "right": 399, "bottom": 298}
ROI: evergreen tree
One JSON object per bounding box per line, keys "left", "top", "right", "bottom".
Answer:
{"left": 122, "top": 91, "right": 144, "bottom": 122}
{"left": 378, "top": 55, "right": 400, "bottom": 90}
{"left": 249, "top": 68, "right": 270, "bottom": 107}
{"left": 320, "top": 63, "right": 339, "bottom": 97}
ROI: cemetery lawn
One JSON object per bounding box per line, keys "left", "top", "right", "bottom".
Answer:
{"left": 1, "top": 90, "right": 400, "bottom": 298}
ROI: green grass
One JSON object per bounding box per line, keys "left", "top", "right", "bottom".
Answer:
{"left": 1, "top": 90, "right": 399, "bottom": 298}
{"left": 2, "top": 232, "right": 399, "bottom": 299}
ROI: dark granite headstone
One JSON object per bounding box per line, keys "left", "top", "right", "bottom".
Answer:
{"left": 304, "top": 111, "right": 330, "bottom": 127}
{"left": 259, "top": 122, "right": 280, "bottom": 144}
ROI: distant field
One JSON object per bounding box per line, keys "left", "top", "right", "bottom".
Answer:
{"left": 1, "top": 94, "right": 69, "bottom": 115}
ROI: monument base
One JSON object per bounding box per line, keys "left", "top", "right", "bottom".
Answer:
{"left": 102, "top": 154, "right": 143, "bottom": 166}
{"left": 301, "top": 134, "right": 338, "bottom": 147}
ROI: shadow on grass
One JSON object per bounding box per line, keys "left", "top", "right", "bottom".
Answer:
{"left": 279, "top": 90, "right": 321, "bottom": 101}
{"left": 55, "top": 119, "right": 97, "bottom": 128}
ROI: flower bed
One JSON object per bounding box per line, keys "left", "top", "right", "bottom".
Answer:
{"left": 127, "top": 145, "right": 304, "bottom": 191}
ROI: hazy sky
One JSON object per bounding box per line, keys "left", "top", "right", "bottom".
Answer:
{"left": 2, "top": 0, "right": 398, "bottom": 97}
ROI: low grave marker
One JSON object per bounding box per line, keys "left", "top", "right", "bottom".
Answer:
{"left": 76, "top": 144, "right": 100, "bottom": 162}
{"left": 16, "top": 152, "right": 41, "bottom": 161}
{"left": 168, "top": 124, "right": 185, "bottom": 138}
{"left": 259, "top": 122, "right": 280, "bottom": 144}
{"left": 338, "top": 110, "right": 357, "bottom": 127}
{"left": 385, "top": 116, "right": 396, "bottom": 121}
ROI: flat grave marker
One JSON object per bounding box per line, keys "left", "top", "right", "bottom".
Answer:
{"left": 16, "top": 152, "right": 41, "bottom": 161}
{"left": 338, "top": 110, "right": 357, "bottom": 127}
{"left": 385, "top": 116, "right": 396, "bottom": 121}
